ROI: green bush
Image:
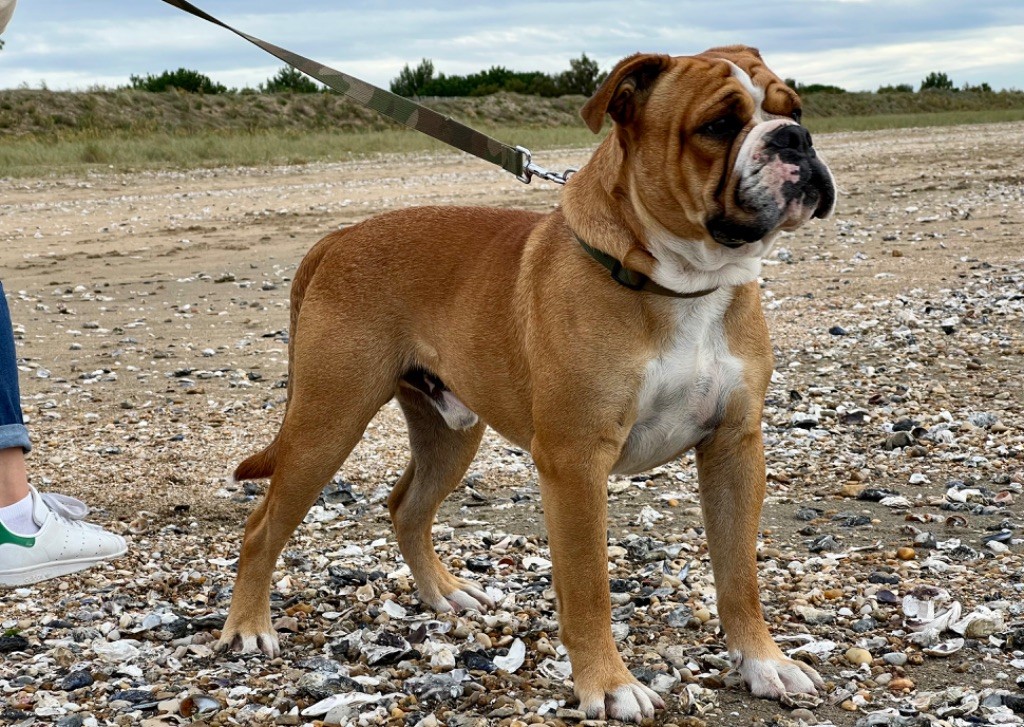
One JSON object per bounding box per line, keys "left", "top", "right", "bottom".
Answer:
{"left": 129, "top": 68, "right": 228, "bottom": 94}
{"left": 785, "top": 79, "right": 847, "bottom": 94}
{"left": 920, "top": 72, "right": 955, "bottom": 92}
{"left": 877, "top": 83, "right": 914, "bottom": 93}
{"left": 260, "top": 67, "right": 321, "bottom": 93}
{"left": 390, "top": 55, "right": 605, "bottom": 98}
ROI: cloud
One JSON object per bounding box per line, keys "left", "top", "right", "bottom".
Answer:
{"left": 770, "top": 26, "right": 1024, "bottom": 90}
{"left": 1, "top": 0, "right": 1022, "bottom": 91}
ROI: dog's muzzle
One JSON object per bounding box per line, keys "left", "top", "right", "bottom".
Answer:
{"left": 763, "top": 124, "right": 835, "bottom": 220}
{"left": 709, "top": 121, "right": 836, "bottom": 247}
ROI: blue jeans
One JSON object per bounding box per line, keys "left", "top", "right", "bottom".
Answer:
{"left": 0, "top": 281, "right": 31, "bottom": 453}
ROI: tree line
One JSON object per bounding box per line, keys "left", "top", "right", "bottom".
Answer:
{"left": 787, "top": 71, "right": 993, "bottom": 95}
{"left": 126, "top": 55, "right": 605, "bottom": 98}
{"left": 128, "top": 66, "right": 321, "bottom": 94}
{"left": 125, "top": 63, "right": 995, "bottom": 97}
{"left": 388, "top": 55, "right": 604, "bottom": 97}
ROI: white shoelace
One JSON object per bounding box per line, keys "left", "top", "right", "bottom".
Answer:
{"left": 39, "top": 492, "right": 90, "bottom": 521}
{"left": 40, "top": 493, "right": 110, "bottom": 534}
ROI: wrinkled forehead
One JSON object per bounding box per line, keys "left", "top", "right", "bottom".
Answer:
{"left": 722, "top": 61, "right": 766, "bottom": 116}
{"left": 691, "top": 48, "right": 799, "bottom": 118}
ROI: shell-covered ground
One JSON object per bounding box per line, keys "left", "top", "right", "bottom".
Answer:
{"left": 1, "top": 122, "right": 1022, "bottom": 727}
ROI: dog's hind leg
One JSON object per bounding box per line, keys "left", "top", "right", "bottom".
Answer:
{"left": 389, "top": 386, "right": 493, "bottom": 613}
{"left": 219, "top": 343, "right": 398, "bottom": 657}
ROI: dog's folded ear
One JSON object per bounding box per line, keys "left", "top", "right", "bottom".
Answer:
{"left": 580, "top": 53, "right": 672, "bottom": 134}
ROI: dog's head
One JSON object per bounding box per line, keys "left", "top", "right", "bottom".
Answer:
{"left": 579, "top": 46, "right": 835, "bottom": 289}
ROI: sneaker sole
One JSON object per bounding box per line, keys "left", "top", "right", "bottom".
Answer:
{"left": 0, "top": 546, "right": 127, "bottom": 587}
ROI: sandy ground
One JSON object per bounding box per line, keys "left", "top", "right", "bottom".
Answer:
{"left": 0, "top": 122, "right": 1022, "bottom": 727}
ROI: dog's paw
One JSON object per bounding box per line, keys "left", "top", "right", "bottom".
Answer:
{"left": 217, "top": 625, "right": 281, "bottom": 658}
{"left": 421, "top": 578, "right": 494, "bottom": 613}
{"left": 576, "top": 674, "right": 665, "bottom": 723}
{"left": 732, "top": 650, "right": 824, "bottom": 699}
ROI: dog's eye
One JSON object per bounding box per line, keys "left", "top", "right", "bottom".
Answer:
{"left": 791, "top": 108, "right": 803, "bottom": 123}
{"left": 699, "top": 115, "right": 741, "bottom": 139}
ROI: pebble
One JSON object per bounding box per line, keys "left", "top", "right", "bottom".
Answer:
{"left": 556, "top": 708, "right": 587, "bottom": 721}
{"left": 790, "top": 708, "right": 816, "bottom": 723}
{"left": 60, "top": 670, "right": 94, "bottom": 691}
{"left": 882, "top": 652, "right": 908, "bottom": 666}
{"left": 795, "top": 605, "right": 835, "bottom": 625}
{"left": 896, "top": 547, "right": 916, "bottom": 560}
{"left": 888, "top": 677, "right": 915, "bottom": 692}
{"left": 845, "top": 647, "right": 872, "bottom": 665}
{"left": 884, "top": 431, "right": 915, "bottom": 450}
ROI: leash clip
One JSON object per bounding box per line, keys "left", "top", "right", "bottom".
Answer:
{"left": 515, "top": 146, "right": 578, "bottom": 186}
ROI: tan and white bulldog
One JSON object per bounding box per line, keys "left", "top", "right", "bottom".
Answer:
{"left": 219, "top": 45, "right": 835, "bottom": 722}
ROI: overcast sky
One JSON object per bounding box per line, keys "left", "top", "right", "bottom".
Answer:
{"left": 1, "top": 1, "right": 1022, "bottom": 93}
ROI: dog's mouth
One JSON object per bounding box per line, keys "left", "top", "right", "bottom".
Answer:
{"left": 706, "top": 214, "right": 773, "bottom": 248}
{"left": 708, "top": 160, "right": 835, "bottom": 248}
{"left": 709, "top": 123, "right": 835, "bottom": 248}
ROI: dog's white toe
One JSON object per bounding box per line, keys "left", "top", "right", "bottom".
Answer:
{"left": 578, "top": 680, "right": 664, "bottom": 723}
{"left": 422, "top": 579, "right": 494, "bottom": 613}
{"left": 733, "top": 651, "right": 823, "bottom": 699}
{"left": 218, "top": 628, "right": 281, "bottom": 658}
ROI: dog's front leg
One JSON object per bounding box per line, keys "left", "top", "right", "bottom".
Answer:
{"left": 533, "top": 436, "right": 664, "bottom": 723}
{"left": 695, "top": 401, "right": 825, "bottom": 699}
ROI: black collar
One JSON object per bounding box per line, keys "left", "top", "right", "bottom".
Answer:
{"left": 573, "top": 233, "right": 719, "bottom": 300}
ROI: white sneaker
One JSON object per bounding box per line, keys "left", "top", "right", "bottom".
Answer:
{"left": 0, "top": 486, "right": 127, "bottom": 587}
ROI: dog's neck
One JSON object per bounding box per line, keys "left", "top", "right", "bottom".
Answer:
{"left": 561, "top": 136, "right": 662, "bottom": 277}
{"left": 562, "top": 134, "right": 772, "bottom": 296}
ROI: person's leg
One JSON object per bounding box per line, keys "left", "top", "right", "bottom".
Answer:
{"left": 0, "top": 281, "right": 127, "bottom": 585}
{"left": 0, "top": 449, "right": 29, "bottom": 507}
{"left": 0, "top": 280, "right": 32, "bottom": 509}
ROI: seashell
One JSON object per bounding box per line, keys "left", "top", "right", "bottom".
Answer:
{"left": 781, "top": 691, "right": 823, "bottom": 709}
{"left": 902, "top": 586, "right": 962, "bottom": 633}
{"left": 876, "top": 589, "right": 900, "bottom": 605}
{"left": 981, "top": 529, "right": 1013, "bottom": 544}
{"left": 950, "top": 605, "right": 1004, "bottom": 638}
{"left": 538, "top": 657, "right": 572, "bottom": 681}
{"left": 946, "top": 488, "right": 983, "bottom": 504}
{"left": 879, "top": 496, "right": 912, "bottom": 509}
{"left": 790, "top": 650, "right": 821, "bottom": 666}
{"left": 935, "top": 691, "right": 980, "bottom": 718}
{"left": 493, "top": 638, "right": 526, "bottom": 673}
{"left": 785, "top": 638, "right": 838, "bottom": 660}
{"left": 179, "top": 693, "right": 221, "bottom": 718}
{"left": 923, "top": 638, "right": 965, "bottom": 657}
{"left": 300, "top": 691, "right": 401, "bottom": 717}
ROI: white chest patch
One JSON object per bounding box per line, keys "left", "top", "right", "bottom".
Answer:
{"left": 614, "top": 291, "right": 743, "bottom": 475}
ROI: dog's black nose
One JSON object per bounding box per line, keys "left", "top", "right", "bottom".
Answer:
{"left": 767, "top": 124, "right": 814, "bottom": 156}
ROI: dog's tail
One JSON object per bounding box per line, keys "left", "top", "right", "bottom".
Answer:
{"left": 233, "top": 438, "right": 279, "bottom": 481}
{"left": 232, "top": 231, "right": 338, "bottom": 482}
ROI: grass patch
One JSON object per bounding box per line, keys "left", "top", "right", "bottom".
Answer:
{"left": 0, "top": 109, "right": 1021, "bottom": 178}
{"left": 804, "top": 107, "right": 1024, "bottom": 133}
{"left": 0, "top": 126, "right": 599, "bottom": 177}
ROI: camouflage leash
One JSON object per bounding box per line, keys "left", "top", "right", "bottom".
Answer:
{"left": 160, "top": 0, "right": 577, "bottom": 185}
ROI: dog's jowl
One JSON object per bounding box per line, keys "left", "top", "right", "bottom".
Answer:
{"left": 220, "top": 45, "right": 835, "bottom": 722}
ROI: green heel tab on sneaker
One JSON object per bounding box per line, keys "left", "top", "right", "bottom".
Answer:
{"left": 0, "top": 521, "right": 36, "bottom": 548}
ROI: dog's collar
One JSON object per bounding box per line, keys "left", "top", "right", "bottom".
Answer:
{"left": 573, "top": 233, "right": 719, "bottom": 299}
